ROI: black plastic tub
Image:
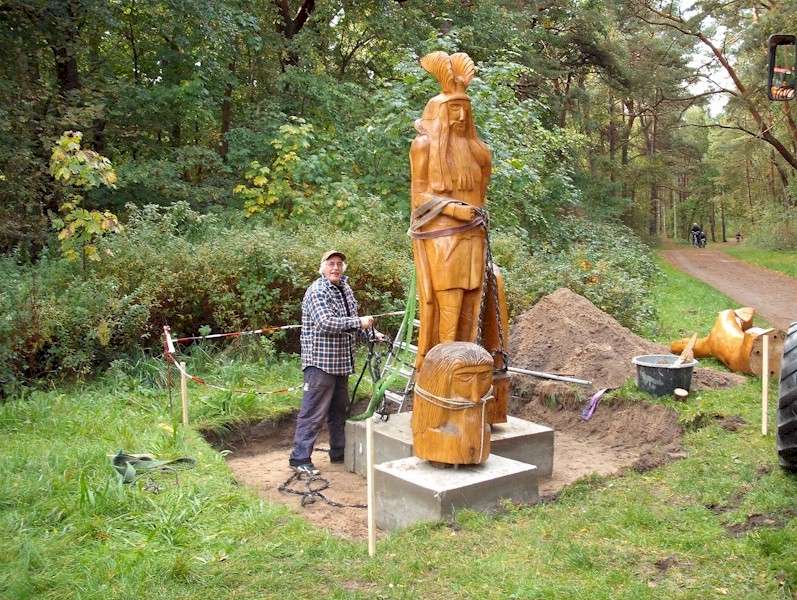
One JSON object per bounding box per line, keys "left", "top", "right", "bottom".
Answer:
{"left": 632, "top": 354, "right": 698, "bottom": 396}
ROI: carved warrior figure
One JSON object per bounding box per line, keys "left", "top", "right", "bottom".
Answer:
{"left": 409, "top": 51, "right": 510, "bottom": 425}
{"left": 412, "top": 342, "right": 493, "bottom": 464}
{"left": 409, "top": 51, "right": 491, "bottom": 367}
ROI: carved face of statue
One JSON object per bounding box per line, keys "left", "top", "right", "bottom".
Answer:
{"left": 416, "top": 341, "right": 494, "bottom": 402}
{"left": 450, "top": 364, "right": 492, "bottom": 404}
{"left": 446, "top": 100, "right": 470, "bottom": 134}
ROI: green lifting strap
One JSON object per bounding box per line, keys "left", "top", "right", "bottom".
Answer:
{"left": 111, "top": 450, "right": 196, "bottom": 484}
{"left": 349, "top": 269, "right": 417, "bottom": 421}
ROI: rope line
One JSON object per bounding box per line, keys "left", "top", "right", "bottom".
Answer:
{"left": 413, "top": 385, "right": 493, "bottom": 462}
{"left": 413, "top": 384, "right": 494, "bottom": 409}
{"left": 166, "top": 357, "right": 302, "bottom": 396}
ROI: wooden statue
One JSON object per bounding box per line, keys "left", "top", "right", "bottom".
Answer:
{"left": 412, "top": 342, "right": 493, "bottom": 465}
{"left": 408, "top": 50, "right": 511, "bottom": 423}
{"left": 670, "top": 307, "right": 783, "bottom": 376}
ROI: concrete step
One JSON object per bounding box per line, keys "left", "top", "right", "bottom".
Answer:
{"left": 375, "top": 454, "right": 538, "bottom": 531}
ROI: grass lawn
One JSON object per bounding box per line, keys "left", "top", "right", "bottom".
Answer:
{"left": 1, "top": 260, "right": 796, "bottom": 599}
{"left": 720, "top": 245, "right": 797, "bottom": 279}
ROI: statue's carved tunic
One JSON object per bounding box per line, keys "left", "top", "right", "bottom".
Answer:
{"left": 410, "top": 52, "right": 492, "bottom": 368}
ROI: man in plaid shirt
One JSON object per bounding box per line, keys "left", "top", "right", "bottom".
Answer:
{"left": 289, "top": 250, "right": 376, "bottom": 475}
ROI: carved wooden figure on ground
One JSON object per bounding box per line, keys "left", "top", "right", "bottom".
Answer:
{"left": 412, "top": 342, "right": 493, "bottom": 465}
{"left": 670, "top": 307, "right": 783, "bottom": 376}
{"left": 409, "top": 51, "right": 511, "bottom": 423}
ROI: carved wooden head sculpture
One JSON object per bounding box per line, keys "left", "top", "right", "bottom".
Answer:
{"left": 412, "top": 341, "right": 494, "bottom": 464}
{"left": 415, "top": 51, "right": 483, "bottom": 193}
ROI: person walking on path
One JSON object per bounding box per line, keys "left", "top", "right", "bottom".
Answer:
{"left": 289, "top": 250, "right": 377, "bottom": 476}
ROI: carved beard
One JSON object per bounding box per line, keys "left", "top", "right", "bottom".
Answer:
{"left": 448, "top": 132, "right": 479, "bottom": 192}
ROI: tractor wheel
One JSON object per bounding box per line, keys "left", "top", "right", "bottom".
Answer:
{"left": 777, "top": 322, "right": 797, "bottom": 472}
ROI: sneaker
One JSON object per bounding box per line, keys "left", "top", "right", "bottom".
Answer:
{"left": 291, "top": 462, "right": 320, "bottom": 477}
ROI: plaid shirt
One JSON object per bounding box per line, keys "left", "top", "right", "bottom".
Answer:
{"left": 300, "top": 275, "right": 362, "bottom": 375}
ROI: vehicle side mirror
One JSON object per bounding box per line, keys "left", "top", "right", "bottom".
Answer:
{"left": 768, "top": 35, "right": 797, "bottom": 101}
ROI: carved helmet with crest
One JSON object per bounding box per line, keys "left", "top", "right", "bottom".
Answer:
{"left": 420, "top": 51, "right": 476, "bottom": 101}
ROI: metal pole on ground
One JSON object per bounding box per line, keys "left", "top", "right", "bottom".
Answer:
{"left": 506, "top": 366, "right": 592, "bottom": 386}
{"left": 180, "top": 361, "right": 189, "bottom": 426}
{"left": 366, "top": 417, "right": 376, "bottom": 556}
{"left": 762, "top": 334, "right": 769, "bottom": 436}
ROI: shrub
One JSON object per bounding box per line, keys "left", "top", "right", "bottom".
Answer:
{"left": 1, "top": 205, "right": 658, "bottom": 392}
{"left": 493, "top": 217, "right": 660, "bottom": 331}
{"left": 0, "top": 205, "right": 413, "bottom": 393}
{"left": 747, "top": 205, "right": 797, "bottom": 250}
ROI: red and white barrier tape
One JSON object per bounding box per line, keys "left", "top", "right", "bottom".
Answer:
{"left": 161, "top": 310, "right": 403, "bottom": 396}
{"left": 171, "top": 311, "right": 404, "bottom": 344}
{"left": 163, "top": 325, "right": 301, "bottom": 395}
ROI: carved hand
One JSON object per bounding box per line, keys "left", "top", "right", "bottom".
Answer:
{"left": 453, "top": 204, "right": 477, "bottom": 221}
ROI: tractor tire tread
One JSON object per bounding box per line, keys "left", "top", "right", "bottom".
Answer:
{"left": 777, "top": 324, "right": 797, "bottom": 472}
{"left": 781, "top": 352, "right": 797, "bottom": 382}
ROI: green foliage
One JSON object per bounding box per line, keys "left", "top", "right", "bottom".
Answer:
{"left": 233, "top": 117, "right": 380, "bottom": 229}
{"left": 745, "top": 205, "right": 797, "bottom": 250}
{"left": 234, "top": 118, "right": 315, "bottom": 219}
{"left": 0, "top": 204, "right": 411, "bottom": 391}
{"left": 496, "top": 217, "right": 660, "bottom": 331}
{"left": 0, "top": 203, "right": 661, "bottom": 390}
{"left": 48, "top": 132, "right": 122, "bottom": 264}
{"left": 49, "top": 132, "right": 117, "bottom": 190}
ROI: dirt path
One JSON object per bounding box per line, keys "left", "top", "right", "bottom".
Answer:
{"left": 661, "top": 243, "right": 797, "bottom": 329}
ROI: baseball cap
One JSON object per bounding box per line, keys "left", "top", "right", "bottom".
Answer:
{"left": 321, "top": 250, "right": 346, "bottom": 262}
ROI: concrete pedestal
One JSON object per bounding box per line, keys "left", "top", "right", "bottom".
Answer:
{"left": 375, "top": 455, "right": 538, "bottom": 531}
{"left": 344, "top": 412, "right": 553, "bottom": 477}
{"left": 490, "top": 417, "right": 554, "bottom": 477}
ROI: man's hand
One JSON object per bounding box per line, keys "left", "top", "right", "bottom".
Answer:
{"left": 359, "top": 315, "right": 375, "bottom": 330}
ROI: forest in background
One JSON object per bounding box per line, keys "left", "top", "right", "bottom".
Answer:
{"left": 1, "top": 0, "right": 796, "bottom": 390}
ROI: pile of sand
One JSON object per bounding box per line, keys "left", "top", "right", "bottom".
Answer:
{"left": 508, "top": 288, "right": 745, "bottom": 401}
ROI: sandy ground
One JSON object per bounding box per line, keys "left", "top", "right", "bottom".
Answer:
{"left": 227, "top": 433, "right": 375, "bottom": 539}
{"left": 539, "top": 430, "right": 639, "bottom": 496}
{"left": 221, "top": 395, "right": 684, "bottom": 540}
{"left": 661, "top": 243, "right": 797, "bottom": 330}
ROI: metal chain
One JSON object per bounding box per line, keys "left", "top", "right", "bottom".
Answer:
{"left": 485, "top": 221, "right": 509, "bottom": 370}
{"left": 475, "top": 209, "right": 491, "bottom": 345}
{"left": 475, "top": 210, "right": 508, "bottom": 369}
{"left": 278, "top": 472, "right": 367, "bottom": 509}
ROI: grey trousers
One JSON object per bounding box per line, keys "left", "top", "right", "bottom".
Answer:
{"left": 289, "top": 366, "right": 348, "bottom": 465}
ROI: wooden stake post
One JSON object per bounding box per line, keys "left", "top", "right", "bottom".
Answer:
{"left": 180, "top": 361, "right": 189, "bottom": 426}
{"left": 366, "top": 417, "right": 376, "bottom": 556}
{"left": 762, "top": 334, "right": 769, "bottom": 436}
